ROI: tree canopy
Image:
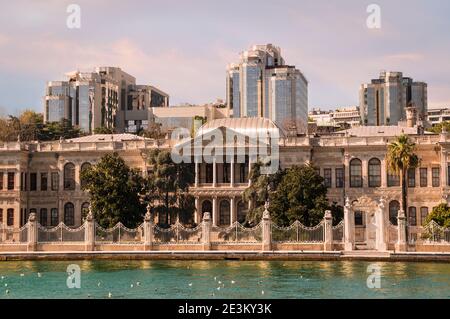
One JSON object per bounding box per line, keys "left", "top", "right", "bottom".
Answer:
{"left": 244, "top": 163, "right": 342, "bottom": 227}
{"left": 146, "top": 149, "right": 195, "bottom": 226}
{"left": 426, "top": 203, "right": 450, "bottom": 228}
{"left": 80, "top": 153, "right": 147, "bottom": 228}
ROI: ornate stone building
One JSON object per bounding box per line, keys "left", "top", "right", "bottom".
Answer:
{"left": 0, "top": 119, "right": 448, "bottom": 249}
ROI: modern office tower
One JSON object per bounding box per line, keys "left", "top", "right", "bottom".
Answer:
{"left": 359, "top": 71, "right": 428, "bottom": 126}
{"left": 226, "top": 44, "right": 308, "bottom": 133}
{"left": 44, "top": 67, "right": 169, "bottom": 133}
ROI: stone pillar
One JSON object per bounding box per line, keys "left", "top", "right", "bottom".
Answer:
{"left": 381, "top": 159, "right": 387, "bottom": 188}
{"left": 375, "top": 197, "right": 388, "bottom": 251}
{"left": 230, "top": 159, "right": 235, "bottom": 187}
{"left": 395, "top": 209, "right": 407, "bottom": 252}
{"left": 230, "top": 197, "right": 236, "bottom": 224}
{"left": 212, "top": 158, "right": 217, "bottom": 187}
{"left": 202, "top": 212, "right": 211, "bottom": 251}
{"left": 194, "top": 196, "right": 200, "bottom": 224}
{"left": 261, "top": 203, "right": 272, "bottom": 251}
{"left": 323, "top": 210, "right": 333, "bottom": 251}
{"left": 344, "top": 153, "right": 350, "bottom": 191}
{"left": 84, "top": 207, "right": 95, "bottom": 251}
{"left": 194, "top": 161, "right": 199, "bottom": 187}
{"left": 441, "top": 150, "right": 447, "bottom": 188}
{"left": 212, "top": 197, "right": 218, "bottom": 226}
{"left": 248, "top": 158, "right": 252, "bottom": 187}
{"left": 343, "top": 197, "right": 355, "bottom": 251}
{"left": 27, "top": 213, "right": 37, "bottom": 252}
{"left": 143, "top": 205, "right": 153, "bottom": 251}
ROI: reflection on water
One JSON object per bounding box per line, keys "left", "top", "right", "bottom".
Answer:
{"left": 0, "top": 260, "right": 448, "bottom": 299}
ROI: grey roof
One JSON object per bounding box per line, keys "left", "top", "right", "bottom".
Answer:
{"left": 338, "top": 126, "right": 432, "bottom": 137}
{"left": 196, "top": 117, "right": 284, "bottom": 138}
{"left": 67, "top": 134, "right": 146, "bottom": 143}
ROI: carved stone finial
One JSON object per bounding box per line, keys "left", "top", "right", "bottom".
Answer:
{"left": 345, "top": 197, "right": 351, "bottom": 208}
{"left": 28, "top": 212, "right": 36, "bottom": 222}
{"left": 145, "top": 204, "right": 152, "bottom": 221}
{"left": 324, "top": 210, "right": 332, "bottom": 219}
{"left": 378, "top": 197, "right": 386, "bottom": 209}
{"left": 86, "top": 205, "right": 94, "bottom": 221}
{"left": 203, "top": 212, "right": 211, "bottom": 221}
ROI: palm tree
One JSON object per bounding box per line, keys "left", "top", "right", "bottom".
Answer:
{"left": 386, "top": 134, "right": 420, "bottom": 226}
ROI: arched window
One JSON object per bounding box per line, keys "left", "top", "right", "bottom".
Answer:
{"left": 408, "top": 207, "right": 417, "bottom": 226}
{"left": 7, "top": 208, "right": 14, "bottom": 226}
{"left": 201, "top": 200, "right": 212, "bottom": 220}
{"left": 40, "top": 208, "right": 48, "bottom": 226}
{"left": 64, "top": 163, "right": 76, "bottom": 190}
{"left": 368, "top": 158, "right": 381, "bottom": 187}
{"left": 350, "top": 159, "right": 362, "bottom": 188}
{"left": 64, "top": 202, "right": 75, "bottom": 226}
{"left": 237, "top": 201, "right": 248, "bottom": 224}
{"left": 389, "top": 200, "right": 400, "bottom": 225}
{"left": 80, "top": 163, "right": 92, "bottom": 189}
{"left": 219, "top": 200, "right": 230, "bottom": 226}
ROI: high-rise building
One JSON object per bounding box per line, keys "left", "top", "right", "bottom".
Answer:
{"left": 359, "top": 71, "right": 427, "bottom": 126}
{"left": 44, "top": 67, "right": 169, "bottom": 133}
{"left": 226, "top": 44, "right": 308, "bottom": 133}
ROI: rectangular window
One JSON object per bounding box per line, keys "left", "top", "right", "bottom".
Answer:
{"left": 7, "top": 209, "right": 14, "bottom": 226}
{"left": 407, "top": 168, "right": 415, "bottom": 188}
{"left": 30, "top": 173, "right": 37, "bottom": 191}
{"left": 40, "top": 208, "right": 48, "bottom": 226}
{"left": 387, "top": 173, "right": 400, "bottom": 187}
{"left": 223, "top": 164, "right": 230, "bottom": 183}
{"left": 420, "top": 207, "right": 428, "bottom": 226}
{"left": 41, "top": 173, "right": 48, "bottom": 191}
{"left": 323, "top": 169, "right": 332, "bottom": 188}
{"left": 205, "top": 164, "right": 213, "bottom": 184}
{"left": 432, "top": 168, "right": 440, "bottom": 187}
{"left": 0, "top": 208, "right": 3, "bottom": 224}
{"left": 408, "top": 207, "right": 417, "bottom": 226}
{"left": 7, "top": 172, "right": 14, "bottom": 190}
{"left": 420, "top": 168, "right": 428, "bottom": 187}
{"left": 335, "top": 168, "right": 344, "bottom": 188}
{"left": 51, "top": 172, "right": 59, "bottom": 191}
{"left": 50, "top": 208, "right": 59, "bottom": 226}
{"left": 355, "top": 211, "right": 364, "bottom": 226}
{"left": 0, "top": 172, "right": 3, "bottom": 190}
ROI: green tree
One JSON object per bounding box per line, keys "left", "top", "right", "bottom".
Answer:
{"left": 38, "top": 119, "right": 83, "bottom": 141}
{"left": 426, "top": 121, "right": 450, "bottom": 134}
{"left": 80, "top": 153, "right": 147, "bottom": 228}
{"left": 426, "top": 203, "right": 450, "bottom": 228}
{"left": 146, "top": 149, "right": 195, "bottom": 226}
{"left": 386, "top": 134, "right": 420, "bottom": 222}
{"left": 269, "top": 165, "right": 330, "bottom": 227}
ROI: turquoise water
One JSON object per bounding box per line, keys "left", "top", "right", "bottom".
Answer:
{"left": 0, "top": 260, "right": 449, "bottom": 299}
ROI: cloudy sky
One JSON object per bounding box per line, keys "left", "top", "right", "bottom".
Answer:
{"left": 0, "top": 0, "right": 449, "bottom": 115}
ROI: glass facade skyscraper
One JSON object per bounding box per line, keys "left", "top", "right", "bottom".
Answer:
{"left": 226, "top": 44, "right": 308, "bottom": 134}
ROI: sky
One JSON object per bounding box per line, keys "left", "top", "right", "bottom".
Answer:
{"left": 0, "top": 0, "right": 449, "bottom": 116}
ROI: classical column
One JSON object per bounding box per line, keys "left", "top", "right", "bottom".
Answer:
{"left": 212, "top": 159, "right": 217, "bottom": 187}
{"left": 143, "top": 205, "right": 153, "bottom": 251}
{"left": 441, "top": 150, "right": 448, "bottom": 188}
{"left": 75, "top": 164, "right": 81, "bottom": 191}
{"left": 361, "top": 159, "right": 368, "bottom": 188}
{"left": 395, "top": 209, "right": 407, "bottom": 252}
{"left": 230, "top": 197, "right": 236, "bottom": 224}
{"left": 381, "top": 158, "right": 387, "bottom": 188}
{"left": 194, "top": 196, "right": 200, "bottom": 224}
{"left": 375, "top": 197, "right": 388, "bottom": 251}
{"left": 343, "top": 153, "right": 350, "bottom": 191}
{"left": 212, "top": 197, "right": 218, "bottom": 226}
{"left": 248, "top": 157, "right": 252, "bottom": 187}
{"left": 195, "top": 161, "right": 199, "bottom": 187}
{"left": 343, "top": 197, "right": 355, "bottom": 251}
{"left": 261, "top": 203, "right": 272, "bottom": 251}
{"left": 323, "top": 210, "right": 333, "bottom": 251}
{"left": 230, "top": 159, "right": 235, "bottom": 187}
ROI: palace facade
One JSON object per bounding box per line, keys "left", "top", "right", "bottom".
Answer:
{"left": 1, "top": 118, "right": 449, "bottom": 248}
